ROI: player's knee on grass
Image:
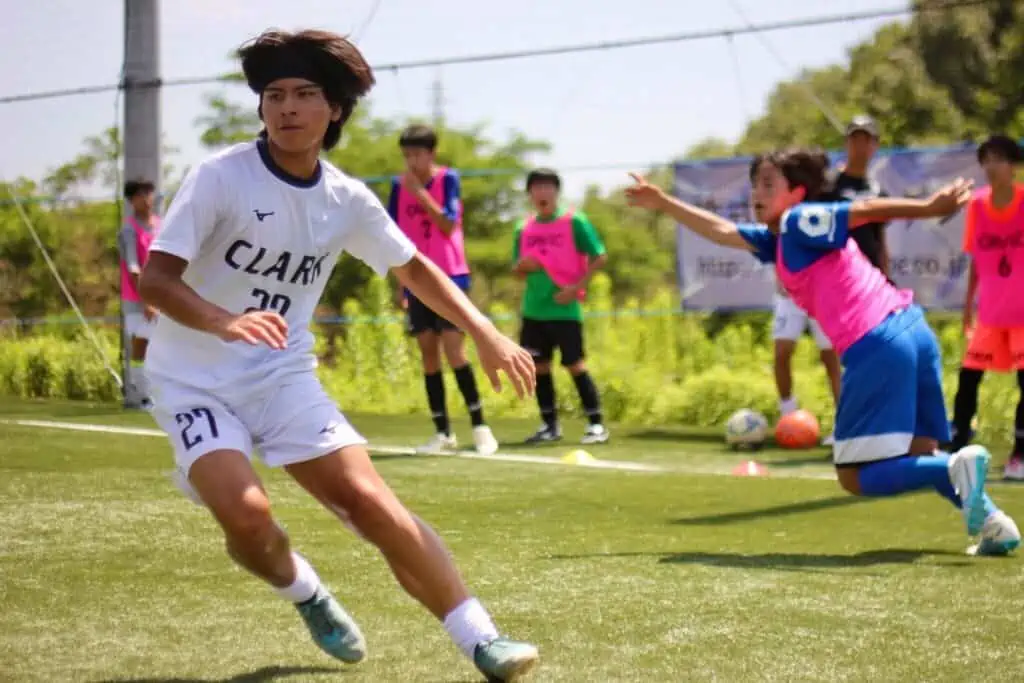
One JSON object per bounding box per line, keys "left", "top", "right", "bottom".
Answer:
{"left": 416, "top": 331, "right": 443, "bottom": 374}
{"left": 909, "top": 436, "right": 938, "bottom": 455}
{"left": 835, "top": 466, "right": 861, "bottom": 495}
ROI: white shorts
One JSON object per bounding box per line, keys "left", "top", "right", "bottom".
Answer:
{"left": 124, "top": 311, "right": 156, "bottom": 341}
{"left": 150, "top": 372, "right": 366, "bottom": 479}
{"left": 772, "top": 295, "right": 832, "bottom": 350}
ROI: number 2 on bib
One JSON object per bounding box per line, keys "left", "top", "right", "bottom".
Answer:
{"left": 246, "top": 287, "right": 292, "bottom": 316}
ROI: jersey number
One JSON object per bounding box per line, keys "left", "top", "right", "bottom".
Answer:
{"left": 175, "top": 407, "right": 219, "bottom": 451}
{"left": 999, "top": 254, "right": 1013, "bottom": 277}
{"left": 246, "top": 288, "right": 291, "bottom": 316}
{"left": 421, "top": 219, "right": 432, "bottom": 242}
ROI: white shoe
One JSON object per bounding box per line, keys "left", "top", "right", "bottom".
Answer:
{"left": 821, "top": 432, "right": 835, "bottom": 447}
{"left": 948, "top": 445, "right": 992, "bottom": 536}
{"left": 416, "top": 433, "right": 457, "bottom": 454}
{"left": 968, "top": 511, "right": 1021, "bottom": 556}
{"left": 1003, "top": 455, "right": 1024, "bottom": 481}
{"left": 581, "top": 424, "right": 610, "bottom": 445}
{"left": 472, "top": 425, "right": 499, "bottom": 456}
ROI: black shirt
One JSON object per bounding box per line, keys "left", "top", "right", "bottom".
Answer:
{"left": 823, "top": 170, "right": 889, "bottom": 273}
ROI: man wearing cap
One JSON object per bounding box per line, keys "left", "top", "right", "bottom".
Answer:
{"left": 826, "top": 115, "right": 891, "bottom": 277}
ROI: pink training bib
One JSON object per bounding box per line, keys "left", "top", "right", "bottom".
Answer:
{"left": 776, "top": 234, "right": 912, "bottom": 356}
{"left": 965, "top": 185, "right": 1024, "bottom": 327}
{"left": 395, "top": 167, "right": 469, "bottom": 276}
{"left": 519, "top": 209, "right": 589, "bottom": 300}
{"left": 120, "top": 215, "right": 160, "bottom": 303}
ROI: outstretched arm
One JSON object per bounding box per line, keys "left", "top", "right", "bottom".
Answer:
{"left": 394, "top": 254, "right": 535, "bottom": 397}
{"left": 850, "top": 178, "right": 973, "bottom": 226}
{"left": 625, "top": 173, "right": 754, "bottom": 251}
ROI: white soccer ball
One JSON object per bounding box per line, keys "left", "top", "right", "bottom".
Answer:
{"left": 725, "top": 408, "right": 769, "bottom": 449}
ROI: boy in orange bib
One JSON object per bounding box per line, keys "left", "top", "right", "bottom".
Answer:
{"left": 950, "top": 135, "right": 1024, "bottom": 480}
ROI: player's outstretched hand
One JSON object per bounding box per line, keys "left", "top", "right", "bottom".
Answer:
{"left": 218, "top": 310, "right": 288, "bottom": 350}
{"left": 625, "top": 172, "right": 667, "bottom": 210}
{"left": 473, "top": 325, "right": 536, "bottom": 399}
{"left": 927, "top": 177, "right": 974, "bottom": 217}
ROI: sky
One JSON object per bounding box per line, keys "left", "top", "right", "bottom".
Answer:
{"left": 0, "top": 0, "right": 902, "bottom": 200}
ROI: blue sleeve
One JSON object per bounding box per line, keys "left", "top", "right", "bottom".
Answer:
{"left": 780, "top": 202, "right": 850, "bottom": 250}
{"left": 441, "top": 169, "right": 461, "bottom": 222}
{"left": 736, "top": 224, "right": 776, "bottom": 264}
{"left": 386, "top": 178, "right": 399, "bottom": 222}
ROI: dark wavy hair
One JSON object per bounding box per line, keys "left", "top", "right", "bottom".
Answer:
{"left": 238, "top": 29, "right": 376, "bottom": 150}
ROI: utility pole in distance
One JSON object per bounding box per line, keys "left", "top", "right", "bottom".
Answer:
{"left": 120, "top": 0, "right": 161, "bottom": 408}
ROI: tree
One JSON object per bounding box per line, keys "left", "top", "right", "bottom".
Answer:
{"left": 911, "top": 0, "right": 1024, "bottom": 137}
{"left": 680, "top": 138, "right": 734, "bottom": 161}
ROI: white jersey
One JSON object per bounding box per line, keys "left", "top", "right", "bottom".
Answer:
{"left": 145, "top": 140, "right": 417, "bottom": 398}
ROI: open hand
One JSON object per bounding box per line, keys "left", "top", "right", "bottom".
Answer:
{"left": 624, "top": 172, "right": 667, "bottom": 210}
{"left": 217, "top": 310, "right": 288, "bottom": 350}
{"left": 927, "top": 177, "right": 974, "bottom": 217}
{"left": 472, "top": 325, "right": 536, "bottom": 399}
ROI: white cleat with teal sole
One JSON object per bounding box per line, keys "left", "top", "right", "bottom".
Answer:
{"left": 949, "top": 445, "right": 992, "bottom": 536}
{"left": 474, "top": 636, "right": 539, "bottom": 682}
{"left": 295, "top": 586, "right": 367, "bottom": 664}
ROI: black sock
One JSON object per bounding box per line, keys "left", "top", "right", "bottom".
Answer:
{"left": 536, "top": 373, "right": 557, "bottom": 429}
{"left": 453, "top": 364, "right": 485, "bottom": 427}
{"left": 572, "top": 371, "right": 603, "bottom": 426}
{"left": 951, "top": 367, "right": 984, "bottom": 450}
{"left": 424, "top": 372, "right": 449, "bottom": 435}
{"left": 1015, "top": 371, "right": 1024, "bottom": 454}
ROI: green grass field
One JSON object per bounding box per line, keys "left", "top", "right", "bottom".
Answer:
{"left": 1, "top": 397, "right": 1023, "bottom": 682}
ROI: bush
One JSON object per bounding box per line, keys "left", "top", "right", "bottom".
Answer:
{"left": 2, "top": 280, "right": 1022, "bottom": 450}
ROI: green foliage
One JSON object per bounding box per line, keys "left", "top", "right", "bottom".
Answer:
{"left": 4, "top": 282, "right": 1022, "bottom": 449}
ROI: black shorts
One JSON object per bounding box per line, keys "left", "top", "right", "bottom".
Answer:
{"left": 406, "top": 275, "right": 470, "bottom": 335}
{"left": 519, "top": 318, "right": 585, "bottom": 366}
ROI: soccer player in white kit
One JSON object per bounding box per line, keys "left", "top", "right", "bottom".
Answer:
{"left": 139, "top": 29, "right": 539, "bottom": 682}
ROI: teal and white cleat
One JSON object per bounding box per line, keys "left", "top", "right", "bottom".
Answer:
{"left": 949, "top": 445, "right": 992, "bottom": 536}
{"left": 295, "top": 586, "right": 366, "bottom": 664}
{"left": 473, "top": 637, "right": 539, "bottom": 682}
{"left": 968, "top": 510, "right": 1022, "bottom": 556}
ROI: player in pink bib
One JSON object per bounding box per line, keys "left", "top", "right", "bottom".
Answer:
{"left": 949, "top": 135, "right": 1024, "bottom": 480}
{"left": 117, "top": 179, "right": 161, "bottom": 409}
{"left": 627, "top": 148, "right": 1019, "bottom": 556}
{"left": 387, "top": 124, "right": 497, "bottom": 456}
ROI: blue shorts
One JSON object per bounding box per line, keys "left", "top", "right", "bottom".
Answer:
{"left": 833, "top": 305, "right": 950, "bottom": 465}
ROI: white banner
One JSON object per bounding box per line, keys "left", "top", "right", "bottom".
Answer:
{"left": 674, "top": 144, "right": 984, "bottom": 311}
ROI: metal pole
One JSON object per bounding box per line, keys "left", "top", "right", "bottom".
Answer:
{"left": 121, "top": 0, "right": 161, "bottom": 407}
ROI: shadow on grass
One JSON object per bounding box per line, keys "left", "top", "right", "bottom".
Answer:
{"left": 671, "top": 495, "right": 871, "bottom": 526}
{"left": 95, "top": 665, "right": 342, "bottom": 683}
{"left": 547, "top": 547, "right": 972, "bottom": 571}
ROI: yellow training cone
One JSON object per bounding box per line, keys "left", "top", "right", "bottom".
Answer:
{"left": 562, "top": 449, "right": 596, "bottom": 465}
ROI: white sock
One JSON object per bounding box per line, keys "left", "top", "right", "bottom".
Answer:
{"left": 274, "top": 552, "right": 320, "bottom": 603}
{"left": 779, "top": 396, "right": 799, "bottom": 416}
{"left": 443, "top": 597, "right": 499, "bottom": 659}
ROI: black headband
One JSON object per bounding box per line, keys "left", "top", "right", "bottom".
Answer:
{"left": 247, "top": 48, "right": 326, "bottom": 95}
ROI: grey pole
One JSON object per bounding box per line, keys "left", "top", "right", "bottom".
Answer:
{"left": 121, "top": 0, "right": 161, "bottom": 407}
